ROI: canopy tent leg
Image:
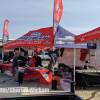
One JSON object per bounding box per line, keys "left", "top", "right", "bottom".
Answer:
{"left": 2, "top": 49, "right": 4, "bottom": 63}
{"left": 52, "top": 47, "right": 55, "bottom": 80}
{"left": 73, "top": 44, "right": 76, "bottom": 93}
{"left": 95, "top": 49, "right": 98, "bottom": 70}
{"left": 89, "top": 49, "right": 90, "bottom": 63}
{"left": 19, "top": 46, "right": 20, "bottom": 52}
{"left": 2, "top": 38, "right": 4, "bottom": 63}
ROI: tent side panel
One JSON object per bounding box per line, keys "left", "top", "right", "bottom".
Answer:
{"left": 58, "top": 48, "right": 95, "bottom": 69}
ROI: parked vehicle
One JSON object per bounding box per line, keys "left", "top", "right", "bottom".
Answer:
{"left": 38, "top": 51, "right": 50, "bottom": 60}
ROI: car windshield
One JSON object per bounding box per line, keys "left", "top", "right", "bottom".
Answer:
{"left": 45, "top": 53, "right": 49, "bottom": 55}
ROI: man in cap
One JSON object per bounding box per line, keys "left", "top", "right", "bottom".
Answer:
{"left": 84, "top": 60, "right": 90, "bottom": 69}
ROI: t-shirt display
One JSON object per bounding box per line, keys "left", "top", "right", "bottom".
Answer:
{"left": 49, "top": 50, "right": 59, "bottom": 58}
{"left": 29, "top": 57, "right": 36, "bottom": 67}
{"left": 80, "top": 49, "right": 87, "bottom": 61}
{"left": 49, "top": 50, "right": 59, "bottom": 66}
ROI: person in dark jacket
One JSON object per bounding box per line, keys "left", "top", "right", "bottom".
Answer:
{"left": 17, "top": 52, "right": 28, "bottom": 85}
{"left": 84, "top": 60, "right": 89, "bottom": 69}
{"left": 33, "top": 51, "right": 42, "bottom": 67}
{"left": 13, "top": 50, "right": 19, "bottom": 83}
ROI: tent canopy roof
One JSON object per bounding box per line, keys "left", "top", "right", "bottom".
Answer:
{"left": 54, "top": 25, "right": 87, "bottom": 48}
{"left": 75, "top": 27, "right": 100, "bottom": 44}
{"left": 3, "top": 26, "right": 53, "bottom": 50}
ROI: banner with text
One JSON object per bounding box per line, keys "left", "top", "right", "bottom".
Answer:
{"left": 3, "top": 27, "right": 53, "bottom": 49}
{"left": 53, "top": 0, "right": 63, "bottom": 37}
{"left": 3, "top": 20, "right": 9, "bottom": 43}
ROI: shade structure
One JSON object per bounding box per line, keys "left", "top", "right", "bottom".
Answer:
{"left": 75, "top": 27, "right": 100, "bottom": 44}
{"left": 73, "top": 27, "right": 100, "bottom": 93}
{"left": 54, "top": 26, "right": 87, "bottom": 48}
{"left": 3, "top": 26, "right": 53, "bottom": 50}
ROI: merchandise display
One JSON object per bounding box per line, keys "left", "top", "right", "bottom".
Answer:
{"left": 60, "top": 79, "right": 73, "bottom": 91}
{"left": 4, "top": 70, "right": 13, "bottom": 76}
{"left": 0, "top": 63, "right": 52, "bottom": 84}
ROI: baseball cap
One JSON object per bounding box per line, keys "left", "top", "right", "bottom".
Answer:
{"left": 85, "top": 60, "right": 89, "bottom": 63}
{"left": 34, "top": 50, "right": 39, "bottom": 54}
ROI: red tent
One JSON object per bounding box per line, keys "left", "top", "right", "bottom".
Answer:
{"left": 75, "top": 27, "right": 100, "bottom": 44}
{"left": 73, "top": 27, "right": 100, "bottom": 92}
{"left": 3, "top": 26, "right": 53, "bottom": 50}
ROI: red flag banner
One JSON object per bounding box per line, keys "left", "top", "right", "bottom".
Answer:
{"left": 3, "top": 20, "right": 9, "bottom": 43}
{"left": 54, "top": 0, "right": 63, "bottom": 23}
{"left": 53, "top": 0, "right": 63, "bottom": 37}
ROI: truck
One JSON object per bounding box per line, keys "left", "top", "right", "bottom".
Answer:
{"left": 38, "top": 51, "right": 51, "bottom": 60}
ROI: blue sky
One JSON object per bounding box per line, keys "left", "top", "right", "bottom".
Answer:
{"left": 0, "top": 0, "right": 100, "bottom": 39}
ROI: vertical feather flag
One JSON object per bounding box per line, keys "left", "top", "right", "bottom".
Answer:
{"left": 3, "top": 20, "right": 9, "bottom": 43}
{"left": 54, "top": 0, "right": 63, "bottom": 23}
{"left": 53, "top": 0, "right": 63, "bottom": 37}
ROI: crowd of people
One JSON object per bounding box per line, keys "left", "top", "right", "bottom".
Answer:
{"left": 13, "top": 50, "right": 42, "bottom": 85}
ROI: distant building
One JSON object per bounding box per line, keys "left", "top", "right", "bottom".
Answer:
{"left": 0, "top": 38, "right": 15, "bottom": 51}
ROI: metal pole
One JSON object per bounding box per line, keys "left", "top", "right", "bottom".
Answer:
{"left": 73, "top": 44, "right": 76, "bottom": 93}
{"left": 89, "top": 49, "right": 90, "bottom": 63}
{"left": 95, "top": 49, "right": 98, "bottom": 70}
{"left": 53, "top": 0, "right": 55, "bottom": 37}
{"left": 19, "top": 46, "right": 20, "bottom": 52}
{"left": 52, "top": 0, "right": 55, "bottom": 80}
{"left": 2, "top": 38, "right": 4, "bottom": 63}
{"left": 2, "top": 47, "right": 4, "bottom": 63}
{"left": 58, "top": 48, "right": 60, "bottom": 67}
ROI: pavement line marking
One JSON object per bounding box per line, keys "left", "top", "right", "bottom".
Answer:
{"left": 49, "top": 91, "right": 69, "bottom": 92}
{"left": 22, "top": 92, "right": 57, "bottom": 95}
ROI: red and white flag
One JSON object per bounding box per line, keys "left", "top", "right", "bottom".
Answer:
{"left": 54, "top": 0, "right": 63, "bottom": 23}
{"left": 3, "top": 20, "right": 9, "bottom": 43}
{"left": 53, "top": 0, "right": 63, "bottom": 37}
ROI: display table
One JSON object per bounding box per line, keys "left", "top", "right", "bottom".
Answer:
{"left": 0, "top": 63, "right": 13, "bottom": 72}
{"left": 75, "top": 70, "right": 100, "bottom": 88}
{"left": 24, "top": 67, "right": 52, "bottom": 85}
{"left": 0, "top": 63, "right": 52, "bottom": 84}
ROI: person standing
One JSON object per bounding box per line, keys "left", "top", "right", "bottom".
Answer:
{"left": 24, "top": 55, "right": 29, "bottom": 65}
{"left": 17, "top": 52, "right": 28, "bottom": 85}
{"left": 13, "top": 50, "right": 19, "bottom": 83}
{"left": 33, "top": 51, "right": 42, "bottom": 67}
